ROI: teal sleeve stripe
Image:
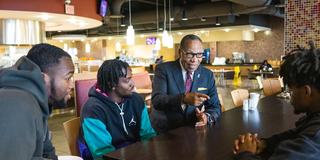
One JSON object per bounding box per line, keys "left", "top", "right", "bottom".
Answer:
{"left": 82, "top": 118, "right": 115, "bottom": 158}
{"left": 140, "top": 105, "right": 157, "bottom": 140}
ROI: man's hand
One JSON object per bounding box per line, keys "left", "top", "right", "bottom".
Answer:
{"left": 233, "top": 133, "right": 263, "bottom": 155}
{"left": 195, "top": 108, "right": 207, "bottom": 128}
{"left": 183, "top": 92, "right": 210, "bottom": 106}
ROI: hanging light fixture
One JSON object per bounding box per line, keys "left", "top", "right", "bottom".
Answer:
{"left": 115, "top": 18, "right": 121, "bottom": 52}
{"left": 162, "top": 0, "right": 169, "bottom": 47}
{"left": 181, "top": 9, "right": 188, "bottom": 21}
{"left": 154, "top": 0, "right": 161, "bottom": 51}
{"left": 85, "top": 42, "right": 91, "bottom": 53}
{"left": 126, "top": 0, "right": 135, "bottom": 45}
{"left": 215, "top": 17, "right": 221, "bottom": 26}
{"left": 167, "top": 0, "right": 173, "bottom": 48}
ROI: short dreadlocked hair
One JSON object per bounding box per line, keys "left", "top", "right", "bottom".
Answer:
{"left": 280, "top": 41, "right": 320, "bottom": 90}
{"left": 97, "top": 59, "right": 129, "bottom": 93}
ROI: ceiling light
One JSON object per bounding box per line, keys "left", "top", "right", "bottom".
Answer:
{"left": 201, "top": 17, "right": 206, "bottom": 22}
{"left": 126, "top": 25, "right": 135, "bottom": 45}
{"left": 115, "top": 42, "right": 121, "bottom": 52}
{"left": 200, "top": 30, "right": 205, "bottom": 34}
{"left": 170, "top": 17, "right": 174, "bottom": 21}
{"left": 178, "top": 32, "right": 183, "bottom": 35}
{"left": 67, "top": 18, "right": 77, "bottom": 24}
{"left": 167, "top": 34, "right": 174, "bottom": 48}
{"left": 154, "top": 38, "right": 161, "bottom": 51}
{"left": 126, "top": 0, "right": 135, "bottom": 45}
{"left": 78, "top": 21, "right": 88, "bottom": 27}
{"left": 215, "top": 17, "right": 221, "bottom": 26}
{"left": 52, "top": 34, "right": 87, "bottom": 40}
{"left": 37, "top": 14, "right": 52, "bottom": 21}
{"left": 223, "top": 28, "right": 231, "bottom": 32}
{"left": 264, "top": 30, "right": 271, "bottom": 35}
{"left": 120, "top": 24, "right": 126, "bottom": 27}
{"left": 181, "top": 9, "right": 188, "bottom": 21}
{"left": 155, "top": 0, "right": 161, "bottom": 51}
{"left": 162, "top": 30, "right": 169, "bottom": 47}
{"left": 85, "top": 43, "right": 90, "bottom": 53}
{"left": 253, "top": 28, "right": 260, "bottom": 32}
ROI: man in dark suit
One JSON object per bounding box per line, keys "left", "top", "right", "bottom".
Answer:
{"left": 151, "top": 34, "right": 221, "bottom": 132}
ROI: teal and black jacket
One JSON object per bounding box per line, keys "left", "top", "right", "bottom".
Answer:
{"left": 79, "top": 86, "right": 156, "bottom": 159}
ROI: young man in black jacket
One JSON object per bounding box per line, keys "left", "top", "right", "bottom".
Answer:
{"left": 233, "top": 41, "right": 320, "bottom": 160}
{"left": 0, "top": 44, "right": 74, "bottom": 160}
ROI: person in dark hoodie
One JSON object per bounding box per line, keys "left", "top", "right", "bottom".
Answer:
{"left": 0, "top": 43, "right": 74, "bottom": 160}
{"left": 233, "top": 41, "right": 320, "bottom": 160}
{"left": 79, "top": 59, "right": 156, "bottom": 159}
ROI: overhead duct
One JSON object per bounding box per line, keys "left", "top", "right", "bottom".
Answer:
{"left": 0, "top": 19, "right": 45, "bottom": 45}
{"left": 113, "top": 1, "right": 271, "bottom": 26}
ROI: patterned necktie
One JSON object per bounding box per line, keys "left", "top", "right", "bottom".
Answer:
{"left": 185, "top": 71, "right": 192, "bottom": 93}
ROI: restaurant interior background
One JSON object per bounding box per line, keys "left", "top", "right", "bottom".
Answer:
{"left": 0, "top": 0, "right": 287, "bottom": 70}
{"left": 1, "top": 0, "right": 320, "bottom": 157}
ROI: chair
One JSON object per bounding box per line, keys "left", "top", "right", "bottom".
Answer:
{"left": 218, "top": 94, "right": 225, "bottom": 112}
{"left": 132, "top": 71, "right": 152, "bottom": 89}
{"left": 63, "top": 117, "right": 81, "bottom": 156}
{"left": 132, "top": 71, "right": 153, "bottom": 111}
{"left": 262, "top": 78, "right": 282, "bottom": 96}
{"left": 74, "top": 79, "right": 97, "bottom": 116}
{"left": 231, "top": 89, "right": 249, "bottom": 107}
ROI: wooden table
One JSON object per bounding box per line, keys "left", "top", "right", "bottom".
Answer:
{"left": 104, "top": 96, "right": 301, "bottom": 160}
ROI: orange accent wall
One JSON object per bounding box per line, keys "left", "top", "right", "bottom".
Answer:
{"left": 0, "top": 0, "right": 101, "bottom": 20}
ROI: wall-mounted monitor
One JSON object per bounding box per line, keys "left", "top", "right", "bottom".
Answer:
{"left": 146, "top": 37, "right": 156, "bottom": 45}
{"left": 98, "top": 0, "right": 108, "bottom": 17}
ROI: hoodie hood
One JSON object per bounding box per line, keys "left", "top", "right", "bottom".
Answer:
{"left": 0, "top": 56, "right": 50, "bottom": 117}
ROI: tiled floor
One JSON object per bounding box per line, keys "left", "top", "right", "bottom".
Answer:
{"left": 49, "top": 78, "right": 262, "bottom": 156}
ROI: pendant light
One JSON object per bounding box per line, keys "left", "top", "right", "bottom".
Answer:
{"left": 126, "top": 0, "right": 135, "bottom": 45}
{"left": 115, "top": 18, "right": 121, "bottom": 52}
{"left": 167, "top": 0, "right": 173, "bottom": 48}
{"left": 154, "top": 0, "right": 161, "bottom": 50}
{"left": 162, "top": 0, "right": 169, "bottom": 47}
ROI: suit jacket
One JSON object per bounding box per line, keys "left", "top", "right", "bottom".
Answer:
{"left": 150, "top": 59, "right": 221, "bottom": 132}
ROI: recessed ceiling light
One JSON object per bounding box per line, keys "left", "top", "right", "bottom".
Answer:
{"left": 67, "top": 18, "right": 78, "bottom": 24}
{"left": 264, "top": 30, "right": 271, "bottom": 35}
{"left": 37, "top": 14, "right": 52, "bottom": 20}
{"left": 182, "top": 17, "right": 188, "bottom": 21}
{"left": 215, "top": 23, "right": 221, "bottom": 26}
{"left": 253, "top": 28, "right": 260, "bottom": 32}
{"left": 200, "top": 17, "right": 206, "bottom": 22}
{"left": 170, "top": 17, "right": 174, "bottom": 21}
{"left": 223, "top": 28, "right": 231, "bottom": 32}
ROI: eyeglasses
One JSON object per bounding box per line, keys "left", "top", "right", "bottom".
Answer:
{"left": 181, "top": 49, "right": 203, "bottom": 59}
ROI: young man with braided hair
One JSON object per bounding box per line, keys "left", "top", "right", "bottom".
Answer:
{"left": 233, "top": 41, "right": 320, "bottom": 160}
{"left": 79, "top": 59, "right": 156, "bottom": 159}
